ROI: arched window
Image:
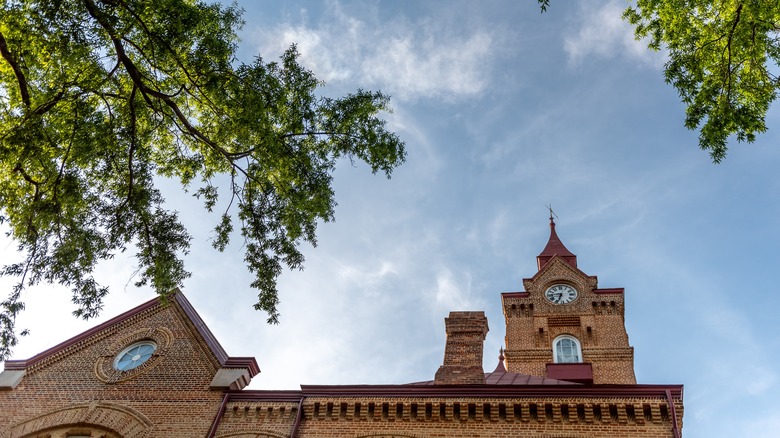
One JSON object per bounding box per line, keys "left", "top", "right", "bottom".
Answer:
{"left": 24, "top": 426, "right": 122, "bottom": 438}
{"left": 553, "top": 335, "right": 582, "bottom": 363}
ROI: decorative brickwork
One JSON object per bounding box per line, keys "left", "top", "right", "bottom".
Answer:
{"left": 262, "top": 391, "right": 682, "bottom": 437}
{"left": 8, "top": 402, "right": 152, "bottom": 438}
{"left": 215, "top": 401, "right": 299, "bottom": 438}
{"left": 93, "top": 327, "right": 174, "bottom": 384}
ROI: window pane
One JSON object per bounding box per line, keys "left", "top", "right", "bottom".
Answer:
{"left": 114, "top": 341, "right": 157, "bottom": 371}
{"left": 555, "top": 338, "right": 580, "bottom": 363}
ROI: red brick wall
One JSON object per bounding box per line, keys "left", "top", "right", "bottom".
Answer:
{"left": 0, "top": 303, "right": 225, "bottom": 437}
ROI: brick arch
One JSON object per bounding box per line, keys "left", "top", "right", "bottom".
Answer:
{"left": 18, "top": 424, "right": 121, "bottom": 438}
{"left": 11, "top": 402, "right": 153, "bottom": 438}
{"left": 355, "top": 434, "right": 427, "bottom": 438}
{"left": 215, "top": 432, "right": 288, "bottom": 438}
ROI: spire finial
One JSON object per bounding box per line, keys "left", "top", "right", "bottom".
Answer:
{"left": 546, "top": 204, "right": 557, "bottom": 228}
{"left": 493, "top": 347, "right": 507, "bottom": 373}
{"left": 537, "top": 205, "right": 577, "bottom": 270}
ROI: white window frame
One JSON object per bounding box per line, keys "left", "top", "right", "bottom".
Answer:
{"left": 552, "top": 334, "right": 582, "bottom": 363}
{"left": 113, "top": 340, "right": 158, "bottom": 371}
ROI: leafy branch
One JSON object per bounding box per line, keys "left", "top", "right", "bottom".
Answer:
{"left": 0, "top": 0, "right": 405, "bottom": 359}
{"left": 625, "top": 1, "right": 780, "bottom": 162}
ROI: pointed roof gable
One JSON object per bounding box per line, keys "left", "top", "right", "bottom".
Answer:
{"left": 2, "top": 293, "right": 259, "bottom": 378}
{"left": 537, "top": 216, "right": 577, "bottom": 270}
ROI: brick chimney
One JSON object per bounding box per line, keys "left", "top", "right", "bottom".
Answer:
{"left": 434, "top": 311, "right": 489, "bottom": 385}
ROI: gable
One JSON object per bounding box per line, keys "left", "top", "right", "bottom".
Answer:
{"left": 523, "top": 255, "right": 598, "bottom": 296}
{"left": 0, "top": 293, "right": 259, "bottom": 437}
{"left": 3, "top": 295, "right": 215, "bottom": 382}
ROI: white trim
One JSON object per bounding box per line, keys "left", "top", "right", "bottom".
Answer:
{"left": 552, "top": 334, "right": 582, "bottom": 363}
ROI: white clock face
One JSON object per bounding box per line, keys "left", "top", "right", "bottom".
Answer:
{"left": 545, "top": 284, "right": 578, "bottom": 304}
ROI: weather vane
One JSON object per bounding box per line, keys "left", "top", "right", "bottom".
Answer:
{"left": 546, "top": 204, "right": 558, "bottom": 222}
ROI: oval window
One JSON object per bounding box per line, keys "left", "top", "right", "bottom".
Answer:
{"left": 114, "top": 341, "right": 157, "bottom": 371}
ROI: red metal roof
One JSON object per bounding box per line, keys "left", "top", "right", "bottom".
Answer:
{"left": 537, "top": 217, "right": 577, "bottom": 270}
{"left": 408, "top": 371, "right": 579, "bottom": 386}
{"left": 248, "top": 384, "right": 684, "bottom": 399}
{"left": 407, "top": 353, "right": 579, "bottom": 386}
{"left": 483, "top": 369, "right": 580, "bottom": 385}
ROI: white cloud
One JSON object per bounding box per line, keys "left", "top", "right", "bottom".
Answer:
{"left": 382, "top": 105, "right": 442, "bottom": 175}
{"left": 432, "top": 268, "right": 480, "bottom": 311}
{"left": 253, "top": 2, "right": 494, "bottom": 101}
{"left": 362, "top": 30, "right": 492, "bottom": 100}
{"left": 335, "top": 260, "right": 398, "bottom": 299}
{"left": 564, "top": 1, "right": 664, "bottom": 68}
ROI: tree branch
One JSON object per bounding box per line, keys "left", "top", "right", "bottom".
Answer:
{"left": 13, "top": 163, "right": 42, "bottom": 187}
{"left": 32, "top": 90, "right": 67, "bottom": 116}
{"left": 126, "top": 85, "right": 138, "bottom": 204}
{"left": 82, "top": 0, "right": 238, "bottom": 168}
{"left": 725, "top": 3, "right": 744, "bottom": 102}
{"left": 113, "top": 0, "right": 225, "bottom": 116}
{"left": 0, "top": 31, "right": 30, "bottom": 108}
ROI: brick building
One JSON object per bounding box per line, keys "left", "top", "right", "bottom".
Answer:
{"left": 0, "top": 219, "right": 683, "bottom": 437}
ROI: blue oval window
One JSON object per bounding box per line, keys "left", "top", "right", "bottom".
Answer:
{"left": 114, "top": 341, "right": 157, "bottom": 371}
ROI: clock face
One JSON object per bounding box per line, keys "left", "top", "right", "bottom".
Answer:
{"left": 544, "top": 284, "right": 578, "bottom": 304}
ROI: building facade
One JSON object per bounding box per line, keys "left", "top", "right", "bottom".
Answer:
{"left": 0, "top": 220, "right": 683, "bottom": 437}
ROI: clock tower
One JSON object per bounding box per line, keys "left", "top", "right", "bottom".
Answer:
{"left": 502, "top": 216, "right": 636, "bottom": 384}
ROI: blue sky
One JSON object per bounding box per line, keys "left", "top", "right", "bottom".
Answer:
{"left": 2, "top": 1, "right": 780, "bottom": 437}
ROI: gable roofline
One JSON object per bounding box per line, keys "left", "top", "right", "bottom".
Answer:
{"left": 174, "top": 293, "right": 260, "bottom": 376}
{"left": 3, "top": 296, "right": 159, "bottom": 371}
{"left": 526, "top": 254, "right": 597, "bottom": 284}
{"left": 3, "top": 292, "right": 259, "bottom": 377}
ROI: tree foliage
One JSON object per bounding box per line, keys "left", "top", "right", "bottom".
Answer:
{"left": 541, "top": 1, "right": 779, "bottom": 162}
{"left": 625, "top": 1, "right": 779, "bottom": 162}
{"left": 0, "top": 0, "right": 405, "bottom": 359}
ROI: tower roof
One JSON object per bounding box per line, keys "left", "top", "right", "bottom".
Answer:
{"left": 537, "top": 216, "right": 577, "bottom": 270}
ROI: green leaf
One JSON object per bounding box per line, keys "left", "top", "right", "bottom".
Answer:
{"left": 0, "top": 0, "right": 405, "bottom": 359}
{"left": 625, "top": 0, "right": 780, "bottom": 162}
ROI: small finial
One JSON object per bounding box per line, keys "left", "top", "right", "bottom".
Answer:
{"left": 493, "top": 347, "right": 507, "bottom": 373}
{"left": 546, "top": 204, "right": 557, "bottom": 227}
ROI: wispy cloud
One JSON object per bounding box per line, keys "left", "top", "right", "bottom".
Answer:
{"left": 431, "top": 267, "right": 483, "bottom": 312}
{"left": 563, "top": 1, "right": 664, "bottom": 68}
{"left": 253, "top": 2, "right": 495, "bottom": 101}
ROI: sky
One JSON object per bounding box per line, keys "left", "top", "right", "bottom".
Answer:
{"left": 2, "top": 1, "right": 780, "bottom": 437}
